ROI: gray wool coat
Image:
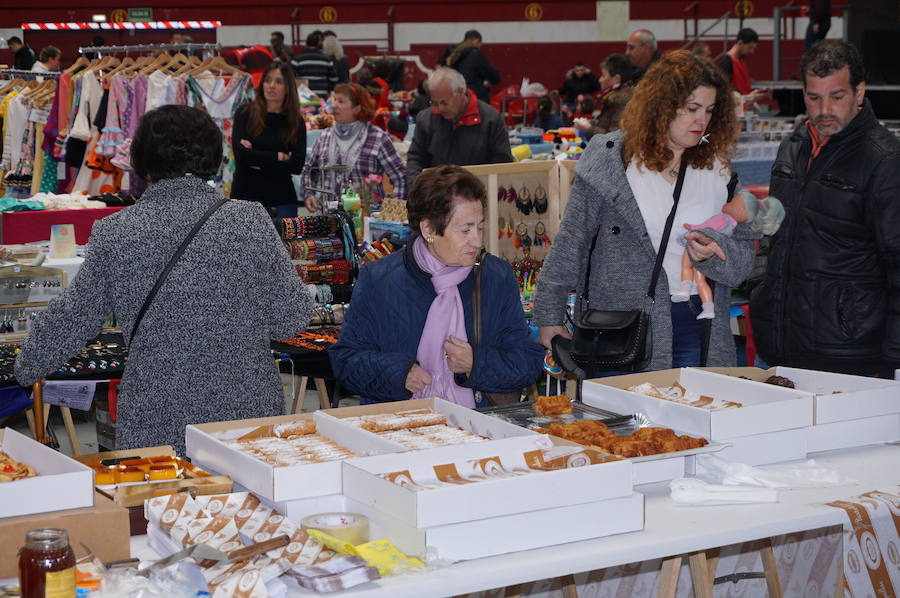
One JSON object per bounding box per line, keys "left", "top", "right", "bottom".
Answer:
{"left": 532, "top": 131, "right": 758, "bottom": 370}
{"left": 15, "top": 176, "right": 312, "bottom": 454}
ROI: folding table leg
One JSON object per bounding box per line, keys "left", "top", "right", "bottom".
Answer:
{"left": 559, "top": 573, "right": 578, "bottom": 598}
{"left": 688, "top": 552, "right": 712, "bottom": 598}
{"left": 657, "top": 555, "right": 683, "bottom": 598}
{"left": 61, "top": 406, "right": 80, "bottom": 456}
{"left": 504, "top": 583, "right": 523, "bottom": 598}
{"left": 760, "top": 539, "right": 783, "bottom": 598}
{"left": 290, "top": 376, "right": 309, "bottom": 414}
{"left": 705, "top": 548, "right": 720, "bottom": 589}
{"left": 314, "top": 378, "right": 330, "bottom": 410}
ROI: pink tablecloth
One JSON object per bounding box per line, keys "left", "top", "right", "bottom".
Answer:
{"left": 0, "top": 207, "right": 125, "bottom": 245}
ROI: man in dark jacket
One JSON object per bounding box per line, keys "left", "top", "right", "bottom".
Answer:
{"left": 751, "top": 40, "right": 900, "bottom": 377}
{"left": 625, "top": 29, "right": 660, "bottom": 84}
{"left": 290, "top": 32, "right": 338, "bottom": 98}
{"left": 406, "top": 67, "right": 513, "bottom": 186}
{"left": 7, "top": 36, "right": 36, "bottom": 70}
{"left": 441, "top": 30, "right": 500, "bottom": 103}
{"left": 558, "top": 62, "right": 600, "bottom": 109}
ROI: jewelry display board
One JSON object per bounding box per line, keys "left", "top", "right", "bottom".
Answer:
{"left": 0, "top": 265, "right": 68, "bottom": 336}
{"left": 464, "top": 161, "right": 561, "bottom": 263}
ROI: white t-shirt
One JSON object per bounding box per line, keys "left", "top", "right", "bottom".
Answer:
{"left": 626, "top": 159, "right": 730, "bottom": 296}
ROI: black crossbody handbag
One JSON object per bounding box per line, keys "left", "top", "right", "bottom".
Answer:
{"left": 553, "top": 158, "right": 687, "bottom": 376}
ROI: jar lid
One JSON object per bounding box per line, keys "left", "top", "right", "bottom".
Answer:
{"left": 24, "top": 528, "right": 69, "bottom": 552}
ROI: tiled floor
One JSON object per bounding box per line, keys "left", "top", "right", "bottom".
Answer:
{"left": 5, "top": 374, "right": 359, "bottom": 457}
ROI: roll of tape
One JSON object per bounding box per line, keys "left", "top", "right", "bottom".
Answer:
{"left": 301, "top": 512, "right": 369, "bottom": 545}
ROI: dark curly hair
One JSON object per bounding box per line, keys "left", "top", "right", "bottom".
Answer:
{"left": 131, "top": 105, "right": 222, "bottom": 183}
{"left": 408, "top": 165, "right": 486, "bottom": 236}
{"left": 621, "top": 49, "right": 737, "bottom": 173}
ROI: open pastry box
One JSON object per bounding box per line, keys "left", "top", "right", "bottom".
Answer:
{"left": 317, "top": 397, "right": 537, "bottom": 451}
{"left": 699, "top": 366, "right": 900, "bottom": 424}
{"left": 186, "top": 412, "right": 392, "bottom": 503}
{"left": 74, "top": 445, "right": 232, "bottom": 508}
{"left": 582, "top": 368, "right": 813, "bottom": 441}
{"left": 342, "top": 434, "right": 633, "bottom": 528}
{"left": 0, "top": 427, "right": 93, "bottom": 518}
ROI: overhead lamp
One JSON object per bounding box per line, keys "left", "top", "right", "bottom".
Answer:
{"left": 92, "top": 14, "right": 107, "bottom": 22}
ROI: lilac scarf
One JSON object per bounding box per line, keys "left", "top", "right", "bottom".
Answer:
{"left": 412, "top": 236, "right": 475, "bottom": 407}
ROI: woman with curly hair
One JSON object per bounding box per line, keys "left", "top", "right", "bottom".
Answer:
{"left": 533, "top": 50, "right": 755, "bottom": 374}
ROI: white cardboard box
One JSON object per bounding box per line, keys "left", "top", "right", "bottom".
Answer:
{"left": 713, "top": 428, "right": 808, "bottom": 465}
{"left": 0, "top": 428, "right": 93, "bottom": 518}
{"left": 185, "top": 412, "right": 397, "bottom": 503}
{"left": 318, "top": 397, "right": 537, "bottom": 450}
{"left": 806, "top": 414, "right": 900, "bottom": 453}
{"left": 355, "top": 493, "right": 645, "bottom": 561}
{"left": 702, "top": 366, "right": 900, "bottom": 424}
{"left": 261, "top": 493, "right": 644, "bottom": 562}
{"left": 582, "top": 368, "right": 813, "bottom": 441}
{"left": 342, "top": 435, "right": 633, "bottom": 528}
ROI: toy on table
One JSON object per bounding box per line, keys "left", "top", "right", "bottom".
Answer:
{"left": 672, "top": 185, "right": 785, "bottom": 320}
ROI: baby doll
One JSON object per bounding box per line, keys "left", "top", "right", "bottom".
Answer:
{"left": 671, "top": 188, "right": 785, "bottom": 319}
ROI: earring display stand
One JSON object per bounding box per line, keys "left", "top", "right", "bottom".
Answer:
{"left": 463, "top": 161, "right": 561, "bottom": 262}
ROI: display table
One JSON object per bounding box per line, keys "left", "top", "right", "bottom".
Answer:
{"left": 122, "top": 444, "right": 898, "bottom": 597}
{"left": 0, "top": 207, "right": 124, "bottom": 244}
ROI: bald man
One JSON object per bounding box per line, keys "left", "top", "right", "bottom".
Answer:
{"left": 625, "top": 29, "right": 660, "bottom": 83}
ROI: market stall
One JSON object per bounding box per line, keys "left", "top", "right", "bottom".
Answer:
{"left": 0, "top": 365, "right": 897, "bottom": 596}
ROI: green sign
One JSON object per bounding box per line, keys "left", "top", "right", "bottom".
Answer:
{"left": 127, "top": 7, "right": 153, "bottom": 22}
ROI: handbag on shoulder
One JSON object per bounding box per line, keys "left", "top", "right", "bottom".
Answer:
{"left": 552, "top": 157, "right": 688, "bottom": 377}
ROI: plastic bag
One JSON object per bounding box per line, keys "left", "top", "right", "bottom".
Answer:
{"left": 696, "top": 454, "right": 857, "bottom": 489}
{"left": 520, "top": 78, "right": 547, "bottom": 98}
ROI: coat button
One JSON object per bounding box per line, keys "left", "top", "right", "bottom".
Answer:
{"left": 606, "top": 140, "right": 614, "bottom": 148}
{"left": 612, "top": 226, "right": 620, "bottom": 234}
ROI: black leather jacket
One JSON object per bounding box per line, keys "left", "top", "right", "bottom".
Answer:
{"left": 751, "top": 100, "right": 900, "bottom": 375}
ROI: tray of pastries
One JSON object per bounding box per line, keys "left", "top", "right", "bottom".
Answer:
{"left": 480, "top": 398, "right": 727, "bottom": 462}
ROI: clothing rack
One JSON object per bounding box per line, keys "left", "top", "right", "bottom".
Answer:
{"left": 0, "top": 69, "right": 61, "bottom": 79}
{"left": 77, "top": 42, "right": 222, "bottom": 55}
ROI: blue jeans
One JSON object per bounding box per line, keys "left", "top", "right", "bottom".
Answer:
{"left": 671, "top": 296, "right": 703, "bottom": 368}
{"left": 269, "top": 204, "right": 299, "bottom": 219}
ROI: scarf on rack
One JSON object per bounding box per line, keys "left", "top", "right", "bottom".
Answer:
{"left": 411, "top": 236, "right": 475, "bottom": 407}
{"left": 325, "top": 120, "right": 368, "bottom": 172}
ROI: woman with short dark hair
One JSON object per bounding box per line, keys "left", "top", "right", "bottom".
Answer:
{"left": 231, "top": 61, "right": 306, "bottom": 218}
{"left": 329, "top": 165, "right": 543, "bottom": 405}
{"left": 15, "top": 105, "right": 312, "bottom": 454}
{"left": 534, "top": 50, "right": 754, "bottom": 375}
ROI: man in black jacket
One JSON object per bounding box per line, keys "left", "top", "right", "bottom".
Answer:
{"left": 751, "top": 41, "right": 900, "bottom": 377}
{"left": 7, "top": 36, "right": 36, "bottom": 70}
{"left": 441, "top": 30, "right": 500, "bottom": 103}
{"left": 406, "top": 67, "right": 512, "bottom": 186}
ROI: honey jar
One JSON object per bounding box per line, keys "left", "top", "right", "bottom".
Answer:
{"left": 18, "top": 528, "right": 76, "bottom": 598}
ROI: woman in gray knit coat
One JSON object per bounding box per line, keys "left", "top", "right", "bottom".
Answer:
{"left": 15, "top": 106, "right": 313, "bottom": 454}
{"left": 534, "top": 51, "right": 756, "bottom": 374}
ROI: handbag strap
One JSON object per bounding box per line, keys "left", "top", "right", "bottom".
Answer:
{"left": 581, "top": 156, "right": 688, "bottom": 306}
{"left": 129, "top": 198, "right": 228, "bottom": 345}
{"left": 473, "top": 249, "right": 485, "bottom": 346}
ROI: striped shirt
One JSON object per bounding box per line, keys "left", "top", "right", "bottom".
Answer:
{"left": 290, "top": 48, "right": 338, "bottom": 98}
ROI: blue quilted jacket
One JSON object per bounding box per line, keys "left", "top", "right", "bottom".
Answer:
{"left": 329, "top": 247, "right": 544, "bottom": 402}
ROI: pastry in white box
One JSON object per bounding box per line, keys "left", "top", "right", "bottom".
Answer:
{"left": 627, "top": 381, "right": 743, "bottom": 410}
